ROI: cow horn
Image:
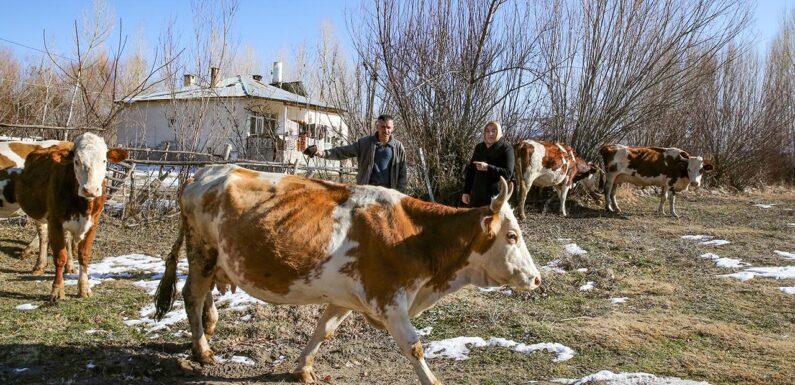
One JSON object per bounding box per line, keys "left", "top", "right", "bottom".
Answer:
{"left": 490, "top": 177, "right": 512, "bottom": 213}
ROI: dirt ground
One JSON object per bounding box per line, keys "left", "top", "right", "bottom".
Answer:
{"left": 0, "top": 186, "right": 793, "bottom": 385}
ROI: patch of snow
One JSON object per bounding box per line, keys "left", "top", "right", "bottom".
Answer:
{"left": 610, "top": 297, "right": 628, "bottom": 304}
{"left": 425, "top": 336, "right": 574, "bottom": 362}
{"left": 239, "top": 314, "right": 252, "bottom": 322}
{"left": 754, "top": 203, "right": 774, "bottom": 209}
{"left": 788, "top": 223, "right": 795, "bottom": 227}
{"left": 780, "top": 287, "right": 795, "bottom": 295}
{"left": 86, "top": 362, "right": 96, "bottom": 369}
{"left": 701, "top": 239, "right": 730, "bottom": 246}
{"left": 542, "top": 259, "right": 566, "bottom": 274}
{"left": 773, "top": 250, "right": 795, "bottom": 260}
{"left": 557, "top": 238, "right": 573, "bottom": 242}
{"left": 416, "top": 326, "right": 433, "bottom": 337}
{"left": 13, "top": 368, "right": 29, "bottom": 373}
{"left": 478, "top": 286, "right": 512, "bottom": 295}
{"left": 579, "top": 281, "right": 595, "bottom": 291}
{"left": 173, "top": 330, "right": 190, "bottom": 337}
{"left": 576, "top": 268, "right": 588, "bottom": 273}
{"left": 699, "top": 253, "right": 747, "bottom": 268}
{"left": 273, "top": 355, "right": 286, "bottom": 365}
{"left": 721, "top": 266, "right": 795, "bottom": 281}
{"left": 681, "top": 235, "right": 713, "bottom": 241}
{"left": 564, "top": 243, "right": 588, "bottom": 255}
{"left": 554, "top": 370, "right": 712, "bottom": 385}
{"left": 227, "top": 355, "right": 256, "bottom": 365}
{"left": 15, "top": 303, "right": 38, "bottom": 310}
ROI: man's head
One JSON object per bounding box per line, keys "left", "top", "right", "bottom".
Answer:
{"left": 376, "top": 115, "right": 395, "bottom": 143}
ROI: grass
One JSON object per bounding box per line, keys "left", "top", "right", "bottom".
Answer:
{"left": 0, "top": 187, "right": 793, "bottom": 384}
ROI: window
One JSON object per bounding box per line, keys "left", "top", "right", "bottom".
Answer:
{"left": 249, "top": 113, "right": 277, "bottom": 137}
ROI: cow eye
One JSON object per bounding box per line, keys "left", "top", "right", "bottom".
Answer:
{"left": 507, "top": 232, "right": 519, "bottom": 244}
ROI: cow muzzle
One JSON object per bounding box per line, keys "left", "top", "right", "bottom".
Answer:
{"left": 79, "top": 186, "right": 102, "bottom": 199}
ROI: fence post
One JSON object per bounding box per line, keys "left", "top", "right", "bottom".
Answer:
{"left": 223, "top": 143, "right": 232, "bottom": 160}
{"left": 62, "top": 130, "right": 69, "bottom": 141}
{"left": 419, "top": 147, "right": 435, "bottom": 202}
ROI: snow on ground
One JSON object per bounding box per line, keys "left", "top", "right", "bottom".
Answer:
{"left": 579, "top": 281, "right": 595, "bottom": 291}
{"left": 542, "top": 259, "right": 566, "bottom": 274}
{"left": 681, "top": 235, "right": 730, "bottom": 246}
{"left": 698, "top": 253, "right": 748, "bottom": 268}
{"left": 425, "top": 336, "right": 574, "bottom": 362}
{"left": 479, "top": 286, "right": 513, "bottom": 295}
{"left": 564, "top": 243, "right": 588, "bottom": 255}
{"left": 780, "top": 287, "right": 795, "bottom": 295}
{"left": 788, "top": 223, "right": 795, "bottom": 227}
{"left": 554, "top": 370, "right": 711, "bottom": 385}
{"left": 753, "top": 203, "right": 774, "bottom": 209}
{"left": 773, "top": 250, "right": 795, "bottom": 260}
{"left": 42, "top": 253, "right": 266, "bottom": 333}
{"left": 610, "top": 297, "right": 628, "bottom": 304}
{"left": 721, "top": 266, "right": 795, "bottom": 281}
{"left": 15, "top": 303, "right": 38, "bottom": 310}
{"left": 416, "top": 327, "right": 433, "bottom": 336}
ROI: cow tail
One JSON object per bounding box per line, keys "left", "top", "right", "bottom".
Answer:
{"left": 513, "top": 143, "right": 524, "bottom": 203}
{"left": 154, "top": 213, "right": 185, "bottom": 321}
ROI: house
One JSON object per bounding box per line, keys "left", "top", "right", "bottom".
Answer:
{"left": 115, "top": 63, "right": 348, "bottom": 165}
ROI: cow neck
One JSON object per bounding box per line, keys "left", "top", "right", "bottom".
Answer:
{"left": 399, "top": 198, "right": 496, "bottom": 291}
{"left": 51, "top": 161, "right": 91, "bottom": 219}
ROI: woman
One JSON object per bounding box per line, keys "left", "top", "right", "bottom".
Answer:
{"left": 462, "top": 121, "right": 514, "bottom": 207}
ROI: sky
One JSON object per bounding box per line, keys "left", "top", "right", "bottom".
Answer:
{"left": 0, "top": 0, "right": 791, "bottom": 75}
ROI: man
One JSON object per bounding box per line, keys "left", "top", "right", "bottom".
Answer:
{"left": 305, "top": 115, "right": 408, "bottom": 192}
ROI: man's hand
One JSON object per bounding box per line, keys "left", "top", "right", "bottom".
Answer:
{"left": 473, "top": 161, "right": 489, "bottom": 171}
{"left": 461, "top": 193, "right": 470, "bottom": 205}
{"left": 303, "top": 145, "right": 321, "bottom": 158}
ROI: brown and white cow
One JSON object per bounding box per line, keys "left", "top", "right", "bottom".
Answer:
{"left": 600, "top": 144, "right": 713, "bottom": 217}
{"left": 513, "top": 140, "right": 599, "bottom": 218}
{"left": 154, "top": 164, "right": 541, "bottom": 385}
{"left": 15, "top": 133, "right": 128, "bottom": 301}
{"left": 0, "top": 139, "right": 76, "bottom": 272}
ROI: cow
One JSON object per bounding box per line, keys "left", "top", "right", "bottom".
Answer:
{"left": 600, "top": 144, "right": 713, "bottom": 217}
{"left": 513, "top": 140, "right": 599, "bottom": 219}
{"left": 15, "top": 133, "right": 128, "bottom": 301}
{"left": 0, "top": 139, "right": 76, "bottom": 273}
{"left": 154, "top": 164, "right": 542, "bottom": 385}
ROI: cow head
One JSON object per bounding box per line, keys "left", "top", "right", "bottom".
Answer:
{"left": 51, "top": 133, "right": 129, "bottom": 199}
{"left": 679, "top": 153, "right": 712, "bottom": 187}
{"left": 473, "top": 177, "right": 542, "bottom": 291}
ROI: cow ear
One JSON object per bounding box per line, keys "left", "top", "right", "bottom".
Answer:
{"left": 480, "top": 214, "right": 501, "bottom": 237}
{"left": 703, "top": 163, "right": 714, "bottom": 172}
{"left": 107, "top": 149, "right": 129, "bottom": 163}
{"left": 50, "top": 149, "right": 74, "bottom": 164}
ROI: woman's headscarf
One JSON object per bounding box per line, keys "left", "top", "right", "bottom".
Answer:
{"left": 484, "top": 121, "right": 503, "bottom": 143}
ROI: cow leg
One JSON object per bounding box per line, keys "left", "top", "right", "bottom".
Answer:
{"left": 30, "top": 222, "right": 48, "bottom": 275}
{"left": 386, "top": 312, "right": 441, "bottom": 385}
{"left": 658, "top": 186, "right": 669, "bottom": 215}
{"left": 48, "top": 223, "right": 67, "bottom": 302}
{"left": 76, "top": 224, "right": 100, "bottom": 298}
{"left": 516, "top": 176, "right": 534, "bottom": 220}
{"left": 183, "top": 253, "right": 216, "bottom": 365}
{"left": 65, "top": 232, "right": 77, "bottom": 275}
{"left": 610, "top": 182, "right": 622, "bottom": 212}
{"left": 293, "top": 305, "right": 352, "bottom": 383}
{"left": 669, "top": 190, "right": 679, "bottom": 218}
{"left": 202, "top": 291, "right": 218, "bottom": 341}
{"left": 558, "top": 184, "right": 570, "bottom": 217}
{"left": 603, "top": 174, "right": 617, "bottom": 212}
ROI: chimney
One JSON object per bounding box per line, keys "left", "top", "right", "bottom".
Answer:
{"left": 253, "top": 74, "right": 263, "bottom": 82}
{"left": 183, "top": 74, "right": 195, "bottom": 87}
{"left": 210, "top": 67, "right": 220, "bottom": 88}
{"left": 272, "top": 61, "right": 283, "bottom": 84}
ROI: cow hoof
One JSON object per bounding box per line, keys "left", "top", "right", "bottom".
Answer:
{"left": 31, "top": 268, "right": 46, "bottom": 276}
{"left": 194, "top": 350, "right": 216, "bottom": 365}
{"left": 50, "top": 287, "right": 65, "bottom": 303}
{"left": 78, "top": 287, "right": 92, "bottom": 298}
{"left": 293, "top": 367, "right": 318, "bottom": 383}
